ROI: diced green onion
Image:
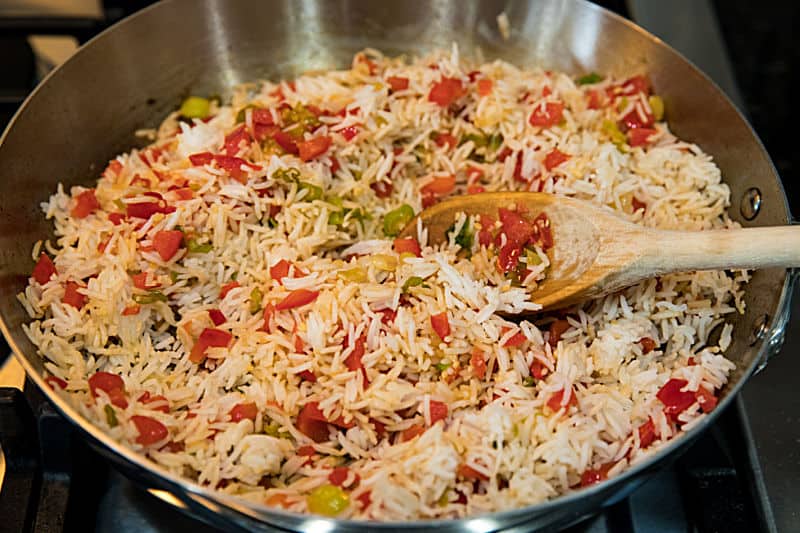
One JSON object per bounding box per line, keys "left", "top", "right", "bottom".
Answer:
{"left": 281, "top": 105, "right": 320, "bottom": 132}
{"left": 461, "top": 133, "right": 488, "bottom": 148}
{"left": 383, "top": 204, "right": 415, "bottom": 237}
{"left": 448, "top": 222, "right": 474, "bottom": 251}
{"left": 328, "top": 211, "right": 345, "bottom": 226}
{"left": 104, "top": 404, "right": 118, "bottom": 427}
{"left": 298, "top": 182, "right": 323, "bottom": 202}
{"left": 179, "top": 96, "right": 211, "bottom": 119}
{"left": 434, "top": 361, "right": 452, "bottom": 372}
{"left": 132, "top": 291, "right": 168, "bottom": 304}
{"left": 402, "top": 276, "right": 424, "bottom": 292}
{"left": 249, "top": 287, "right": 263, "bottom": 314}
{"left": 271, "top": 167, "right": 301, "bottom": 182}
{"left": 185, "top": 237, "right": 213, "bottom": 254}
{"left": 487, "top": 132, "right": 504, "bottom": 152}
{"left": 307, "top": 484, "right": 349, "bottom": 516}
{"left": 577, "top": 72, "right": 604, "bottom": 85}
{"left": 523, "top": 376, "right": 536, "bottom": 387}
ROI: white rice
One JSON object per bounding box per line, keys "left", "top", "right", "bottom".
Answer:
{"left": 19, "top": 47, "right": 745, "bottom": 520}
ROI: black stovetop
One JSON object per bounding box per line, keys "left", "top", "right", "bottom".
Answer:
{"left": 1, "top": 1, "right": 798, "bottom": 532}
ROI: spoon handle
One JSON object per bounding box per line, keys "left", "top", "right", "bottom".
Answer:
{"left": 640, "top": 226, "right": 800, "bottom": 274}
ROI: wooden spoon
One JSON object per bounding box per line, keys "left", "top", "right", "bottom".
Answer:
{"left": 398, "top": 192, "right": 800, "bottom": 312}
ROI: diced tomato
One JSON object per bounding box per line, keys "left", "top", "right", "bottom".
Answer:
{"left": 188, "top": 152, "right": 214, "bottom": 166}
{"left": 131, "top": 272, "right": 159, "bottom": 290}
{"left": 466, "top": 165, "right": 484, "bottom": 183}
{"left": 344, "top": 335, "right": 368, "bottom": 384}
{"left": 208, "top": 309, "right": 226, "bottom": 326}
{"left": 230, "top": 401, "right": 258, "bottom": 422}
{"left": 587, "top": 89, "right": 604, "bottom": 109}
{"left": 131, "top": 415, "right": 168, "bottom": 446}
{"left": 298, "top": 369, "right": 317, "bottom": 382}
{"left": 252, "top": 108, "right": 275, "bottom": 125}
{"left": 138, "top": 392, "right": 169, "bottom": 413}
{"left": 370, "top": 179, "right": 393, "bottom": 198}
{"left": 631, "top": 196, "right": 647, "bottom": 213}
{"left": 503, "top": 330, "right": 527, "bottom": 347}
{"left": 530, "top": 359, "right": 549, "bottom": 379}
{"left": 498, "top": 208, "right": 533, "bottom": 249}
{"left": 104, "top": 160, "right": 123, "bottom": 178}
{"left": 580, "top": 462, "right": 614, "bottom": 487}
{"left": 130, "top": 175, "right": 151, "bottom": 188}
{"left": 171, "top": 187, "right": 194, "bottom": 201}
{"left": 421, "top": 193, "right": 438, "bottom": 208}
{"left": 547, "top": 388, "right": 577, "bottom": 412}
{"left": 219, "top": 281, "right": 240, "bottom": 299}
{"left": 433, "top": 132, "right": 458, "bottom": 150}
{"left": 531, "top": 213, "right": 553, "bottom": 250}
{"left": 429, "top": 400, "right": 448, "bottom": 424}
{"left": 224, "top": 125, "right": 251, "bottom": 156}
{"left": 297, "top": 136, "right": 332, "bottom": 162}
{"left": 340, "top": 125, "right": 360, "bottom": 142}
{"left": 393, "top": 237, "right": 421, "bottom": 257}
{"left": 529, "top": 102, "right": 564, "bottom": 128}
{"left": 620, "top": 107, "right": 654, "bottom": 131}
{"left": 478, "top": 215, "right": 495, "bottom": 247}
{"left": 627, "top": 127, "right": 657, "bottom": 147}
{"left": 466, "top": 184, "right": 485, "bottom": 194}
{"left": 477, "top": 78, "right": 493, "bottom": 96}
{"left": 296, "top": 402, "right": 331, "bottom": 442}
{"left": 216, "top": 154, "right": 260, "bottom": 182}
{"left": 377, "top": 308, "right": 396, "bottom": 325}
{"left": 687, "top": 357, "right": 696, "bottom": 366}
{"left": 32, "top": 253, "right": 57, "bottom": 285}
{"left": 458, "top": 463, "right": 489, "bottom": 481}
{"left": 108, "top": 212, "right": 125, "bottom": 225}
{"left": 548, "top": 319, "right": 570, "bottom": 348}
{"left": 695, "top": 387, "right": 718, "bottom": 414}
{"left": 611, "top": 75, "right": 651, "bottom": 98}
{"left": 62, "top": 281, "right": 87, "bottom": 309}
{"left": 297, "top": 445, "right": 316, "bottom": 456}
{"left": 387, "top": 76, "right": 409, "bottom": 91}
{"left": 544, "top": 148, "right": 570, "bottom": 171}
{"left": 496, "top": 244, "right": 521, "bottom": 274}
{"left": 275, "top": 289, "right": 319, "bottom": 310}
{"left": 189, "top": 328, "right": 232, "bottom": 363}
{"left": 430, "top": 312, "right": 451, "bottom": 341}
{"left": 152, "top": 230, "right": 183, "bottom": 262}
{"left": 161, "top": 440, "right": 185, "bottom": 453}
{"left": 401, "top": 424, "right": 426, "bottom": 442}
{"left": 371, "top": 418, "right": 386, "bottom": 438}
{"left": 638, "top": 418, "right": 657, "bottom": 448}
{"left": 270, "top": 259, "right": 292, "bottom": 283}
{"left": 420, "top": 175, "right": 456, "bottom": 196}
{"left": 71, "top": 189, "right": 100, "bottom": 219}
{"left": 273, "top": 131, "right": 299, "bottom": 155}
{"left": 260, "top": 303, "right": 276, "bottom": 333}
{"left": 356, "top": 490, "right": 372, "bottom": 509}
{"left": 254, "top": 124, "right": 280, "bottom": 142}
{"left": 45, "top": 375, "right": 67, "bottom": 390}
{"left": 656, "top": 378, "right": 696, "bottom": 419}
{"left": 126, "top": 201, "right": 172, "bottom": 220}
{"left": 88, "top": 371, "right": 127, "bottom": 408}
{"left": 470, "top": 348, "right": 486, "bottom": 379}
{"left": 327, "top": 466, "right": 350, "bottom": 487}
{"left": 122, "top": 304, "right": 141, "bottom": 316}
{"left": 638, "top": 337, "right": 656, "bottom": 354}
{"left": 428, "top": 77, "right": 466, "bottom": 108}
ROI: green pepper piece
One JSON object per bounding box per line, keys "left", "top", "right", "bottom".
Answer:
{"left": 272, "top": 167, "right": 301, "bottom": 182}
{"left": 235, "top": 104, "right": 259, "bottom": 124}
{"left": 179, "top": 96, "right": 211, "bottom": 119}
{"left": 298, "top": 182, "right": 323, "bottom": 202}
{"left": 132, "top": 291, "right": 168, "bottom": 304}
{"left": 307, "top": 484, "right": 349, "bottom": 516}
{"left": 169, "top": 271, "right": 180, "bottom": 283}
{"left": 434, "top": 361, "right": 452, "bottom": 372}
{"left": 402, "top": 276, "right": 424, "bottom": 292}
{"left": 249, "top": 287, "right": 263, "bottom": 314}
{"left": 104, "top": 404, "right": 118, "bottom": 427}
{"left": 266, "top": 217, "right": 278, "bottom": 228}
{"left": 447, "top": 222, "right": 474, "bottom": 251}
{"left": 383, "top": 204, "right": 415, "bottom": 237}
{"left": 523, "top": 376, "right": 536, "bottom": 387}
{"left": 487, "top": 132, "right": 504, "bottom": 152}
{"left": 577, "top": 72, "right": 604, "bottom": 85}
{"left": 328, "top": 211, "right": 345, "bottom": 226}
{"left": 185, "top": 237, "right": 213, "bottom": 254}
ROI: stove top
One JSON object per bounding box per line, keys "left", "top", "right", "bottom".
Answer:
{"left": 0, "top": 1, "right": 797, "bottom": 532}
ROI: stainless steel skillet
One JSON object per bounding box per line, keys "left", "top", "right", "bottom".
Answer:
{"left": 0, "top": 0, "right": 792, "bottom": 531}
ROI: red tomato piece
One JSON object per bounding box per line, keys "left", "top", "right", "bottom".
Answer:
{"left": 173, "top": 188, "right": 194, "bottom": 200}
{"left": 547, "top": 388, "right": 578, "bottom": 412}
{"left": 401, "top": 424, "right": 426, "bottom": 442}
{"left": 504, "top": 330, "right": 527, "bottom": 347}
{"left": 638, "top": 418, "right": 657, "bottom": 448}
{"left": 254, "top": 123, "right": 280, "bottom": 142}
{"left": 377, "top": 308, "right": 396, "bottom": 325}
{"left": 531, "top": 213, "right": 553, "bottom": 250}
{"left": 344, "top": 335, "right": 368, "bottom": 384}
{"left": 370, "top": 180, "right": 394, "bottom": 198}
{"left": 190, "top": 328, "right": 232, "bottom": 363}
{"left": 656, "top": 378, "right": 696, "bottom": 419}
{"left": 88, "top": 372, "right": 127, "bottom": 408}
{"left": 62, "top": 281, "right": 87, "bottom": 309}
{"left": 428, "top": 77, "right": 466, "bottom": 107}
{"left": 270, "top": 259, "right": 292, "bottom": 284}
{"left": 108, "top": 212, "right": 125, "bottom": 225}
{"left": 627, "top": 127, "right": 658, "bottom": 147}
{"left": 296, "top": 402, "right": 331, "bottom": 442}
{"left": 298, "top": 369, "right": 317, "bottom": 382}
{"left": 188, "top": 152, "right": 214, "bottom": 166}
{"left": 497, "top": 244, "right": 521, "bottom": 274}
{"left": 45, "top": 375, "right": 67, "bottom": 390}
{"left": 297, "top": 136, "right": 332, "bottom": 162}
{"left": 695, "top": 387, "right": 718, "bottom": 414}
{"left": 356, "top": 490, "right": 372, "bottom": 509}
{"left": 328, "top": 466, "right": 351, "bottom": 487}
{"left": 252, "top": 108, "right": 275, "bottom": 125}
{"left": 340, "top": 125, "right": 360, "bottom": 142}
{"left": 216, "top": 154, "right": 260, "bottom": 183}
{"left": 466, "top": 185, "right": 485, "bottom": 194}
{"left": 152, "top": 230, "right": 183, "bottom": 261}
{"left": 275, "top": 289, "right": 319, "bottom": 311}
{"left": 530, "top": 359, "right": 549, "bottom": 379}
{"left": 544, "top": 148, "right": 570, "bottom": 171}
{"left": 580, "top": 462, "right": 614, "bottom": 487}
{"left": 272, "top": 131, "right": 299, "bottom": 154}
{"left": 429, "top": 400, "right": 448, "bottom": 424}
{"left": 32, "top": 253, "right": 57, "bottom": 285}
{"left": 430, "top": 312, "right": 451, "bottom": 341}
{"left": 620, "top": 107, "right": 654, "bottom": 131}
{"left": 131, "top": 272, "right": 159, "bottom": 290}
{"left": 420, "top": 175, "right": 456, "bottom": 196}
{"left": 393, "top": 237, "right": 421, "bottom": 257}
{"left": 470, "top": 348, "right": 486, "bottom": 379}
{"left": 297, "top": 445, "right": 316, "bottom": 456}
{"left": 224, "top": 125, "right": 251, "bottom": 156}
{"left": 458, "top": 463, "right": 489, "bottom": 481}
{"left": 138, "top": 392, "right": 169, "bottom": 413}
{"left": 161, "top": 441, "right": 185, "bottom": 453}
{"left": 122, "top": 304, "right": 141, "bottom": 316}
{"left": 478, "top": 215, "right": 495, "bottom": 247}
{"left": 126, "top": 202, "right": 168, "bottom": 220}
{"left": 387, "top": 76, "right": 410, "bottom": 91}
{"left": 230, "top": 402, "right": 258, "bottom": 422}
{"left": 587, "top": 89, "right": 604, "bottom": 109}
{"left": 548, "top": 319, "right": 570, "bottom": 348}
{"left": 498, "top": 208, "right": 534, "bottom": 248}
{"left": 208, "top": 309, "right": 226, "bottom": 326}
{"left": 219, "top": 281, "right": 240, "bottom": 299}
{"left": 477, "top": 78, "right": 493, "bottom": 96}
{"left": 529, "top": 102, "right": 564, "bottom": 128}
{"left": 639, "top": 337, "right": 657, "bottom": 354}
{"left": 421, "top": 193, "right": 438, "bottom": 208}
{"left": 260, "top": 303, "right": 276, "bottom": 333}
{"left": 131, "top": 415, "right": 168, "bottom": 446}
{"left": 71, "top": 189, "right": 100, "bottom": 219}
{"left": 433, "top": 132, "right": 458, "bottom": 150}
{"left": 104, "top": 160, "right": 123, "bottom": 178}
{"left": 631, "top": 196, "right": 647, "bottom": 213}
{"left": 616, "top": 75, "right": 651, "bottom": 97}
